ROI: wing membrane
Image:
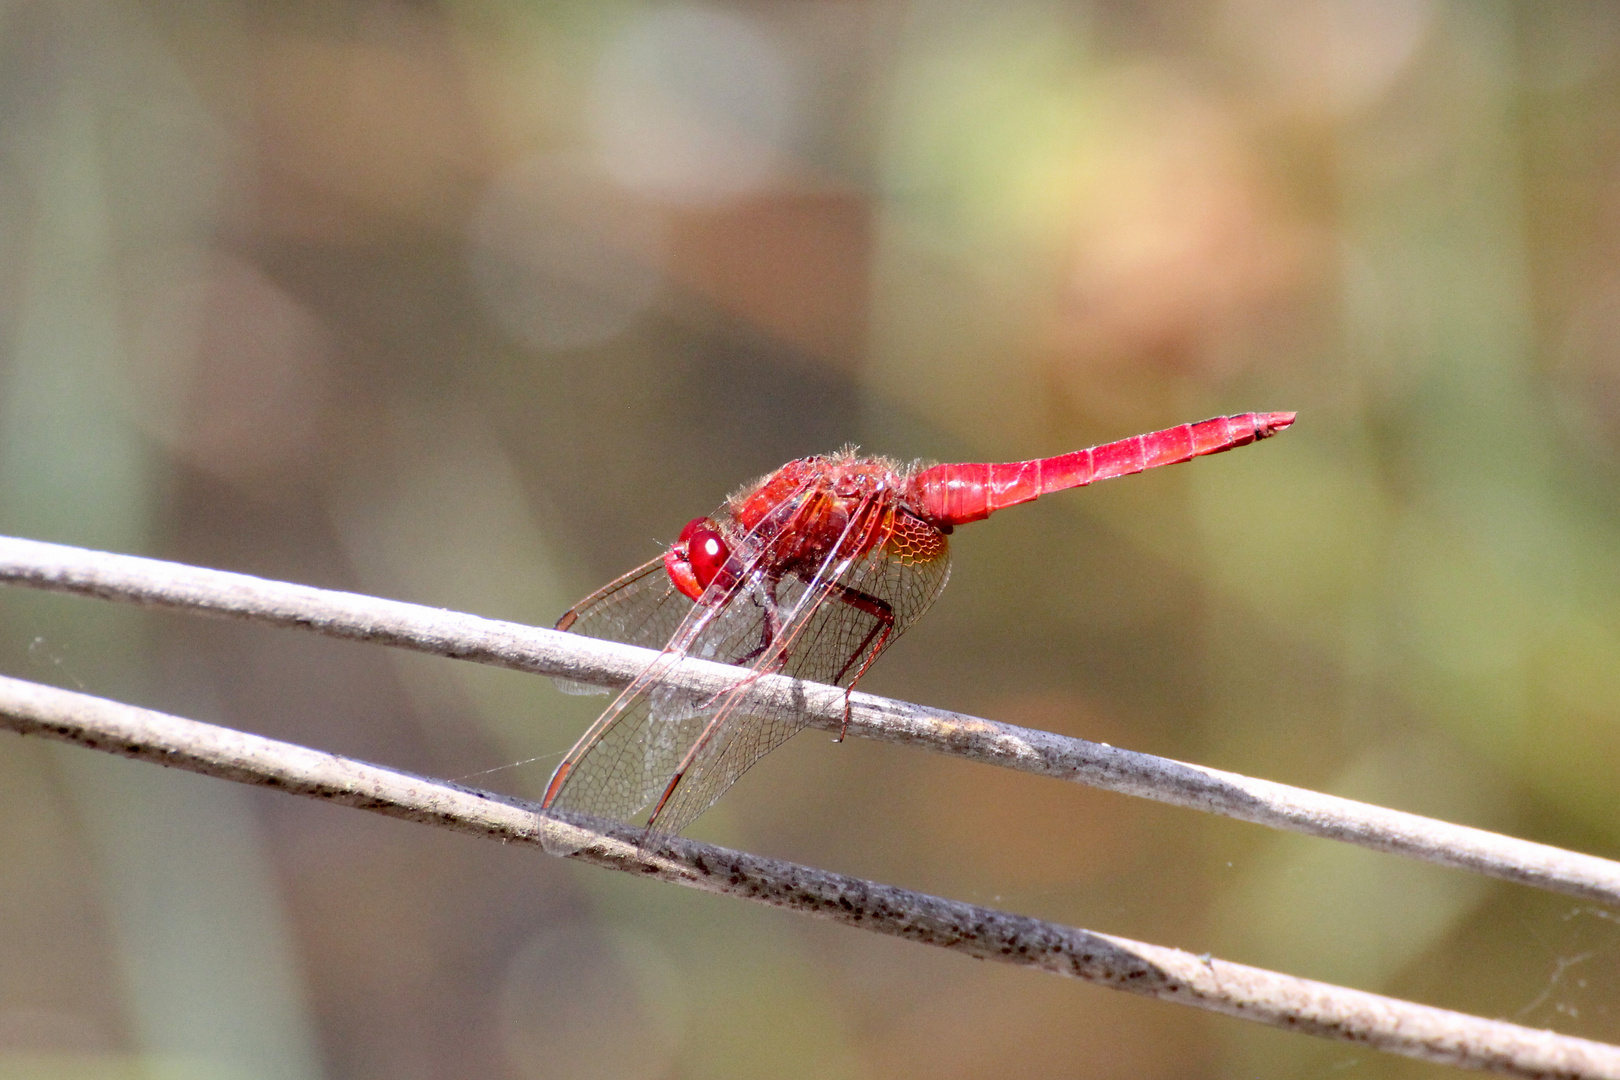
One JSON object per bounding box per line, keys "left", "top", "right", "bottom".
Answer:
{"left": 541, "top": 474, "right": 825, "bottom": 824}
{"left": 544, "top": 489, "right": 951, "bottom": 834}
{"left": 649, "top": 517, "right": 950, "bottom": 833}
{"left": 544, "top": 574, "right": 784, "bottom": 819}
{"left": 551, "top": 557, "right": 691, "bottom": 695}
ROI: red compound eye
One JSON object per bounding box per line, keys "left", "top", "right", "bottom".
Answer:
{"left": 684, "top": 521, "right": 731, "bottom": 589}
{"left": 667, "top": 517, "right": 733, "bottom": 601}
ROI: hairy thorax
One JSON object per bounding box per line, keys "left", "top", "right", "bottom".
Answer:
{"left": 726, "top": 453, "right": 909, "bottom": 575}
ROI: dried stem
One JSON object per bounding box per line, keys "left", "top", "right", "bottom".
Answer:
{"left": 2, "top": 535, "right": 1616, "bottom": 907}
{"left": 0, "top": 674, "right": 1616, "bottom": 1079}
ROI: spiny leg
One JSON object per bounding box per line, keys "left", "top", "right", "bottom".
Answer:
{"left": 735, "top": 576, "right": 785, "bottom": 667}
{"left": 696, "top": 577, "right": 785, "bottom": 713}
{"left": 653, "top": 578, "right": 792, "bottom": 829}
{"left": 828, "top": 584, "right": 894, "bottom": 742}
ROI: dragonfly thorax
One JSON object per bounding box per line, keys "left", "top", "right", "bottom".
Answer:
{"left": 734, "top": 457, "right": 902, "bottom": 561}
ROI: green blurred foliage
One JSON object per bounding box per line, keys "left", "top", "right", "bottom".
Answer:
{"left": 0, "top": 0, "right": 1616, "bottom": 1077}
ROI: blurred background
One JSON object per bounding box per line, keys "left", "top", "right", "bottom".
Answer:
{"left": 0, "top": 0, "right": 1617, "bottom": 1076}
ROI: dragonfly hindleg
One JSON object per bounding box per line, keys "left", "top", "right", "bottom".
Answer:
{"left": 828, "top": 585, "right": 894, "bottom": 741}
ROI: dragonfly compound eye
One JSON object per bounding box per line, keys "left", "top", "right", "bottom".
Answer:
{"left": 666, "top": 517, "right": 734, "bottom": 602}
{"left": 685, "top": 521, "right": 732, "bottom": 590}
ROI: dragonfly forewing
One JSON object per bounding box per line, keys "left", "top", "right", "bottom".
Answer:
{"left": 544, "top": 555, "right": 782, "bottom": 823}
{"left": 547, "top": 485, "right": 952, "bottom": 835}
{"left": 550, "top": 680, "right": 719, "bottom": 821}
{"left": 645, "top": 516, "right": 954, "bottom": 833}
{"left": 551, "top": 556, "right": 693, "bottom": 696}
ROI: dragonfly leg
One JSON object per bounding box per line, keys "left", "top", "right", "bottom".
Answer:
{"left": 735, "top": 575, "right": 785, "bottom": 666}
{"left": 695, "top": 577, "right": 786, "bottom": 713}
{"left": 644, "top": 582, "right": 793, "bottom": 831}
{"left": 828, "top": 585, "right": 895, "bottom": 742}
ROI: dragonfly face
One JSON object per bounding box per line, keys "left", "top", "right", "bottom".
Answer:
{"left": 664, "top": 517, "right": 736, "bottom": 603}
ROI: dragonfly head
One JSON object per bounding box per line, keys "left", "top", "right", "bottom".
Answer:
{"left": 665, "top": 517, "right": 736, "bottom": 602}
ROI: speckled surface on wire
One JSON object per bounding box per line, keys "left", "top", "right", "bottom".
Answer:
{"left": 0, "top": 674, "right": 1615, "bottom": 1080}
{"left": 1, "top": 535, "right": 1617, "bottom": 908}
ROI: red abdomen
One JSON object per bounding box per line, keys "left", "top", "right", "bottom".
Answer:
{"left": 908, "top": 412, "right": 1294, "bottom": 526}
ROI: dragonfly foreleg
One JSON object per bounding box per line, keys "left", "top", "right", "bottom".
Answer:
{"left": 828, "top": 585, "right": 895, "bottom": 742}
{"left": 736, "top": 575, "right": 785, "bottom": 664}
{"left": 696, "top": 576, "right": 787, "bottom": 712}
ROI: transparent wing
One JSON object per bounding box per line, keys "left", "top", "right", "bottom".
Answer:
{"left": 551, "top": 557, "right": 693, "bottom": 695}
{"left": 544, "top": 483, "right": 953, "bottom": 834}
{"left": 543, "top": 578, "right": 784, "bottom": 821}
{"left": 541, "top": 479, "right": 826, "bottom": 825}
{"left": 648, "top": 514, "right": 951, "bottom": 834}
{"left": 543, "top": 475, "right": 956, "bottom": 835}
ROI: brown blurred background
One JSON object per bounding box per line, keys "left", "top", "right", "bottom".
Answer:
{"left": 0, "top": 0, "right": 1618, "bottom": 1077}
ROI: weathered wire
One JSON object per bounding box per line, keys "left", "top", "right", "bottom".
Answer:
{"left": 2, "top": 534, "right": 1616, "bottom": 906}
{"left": 0, "top": 674, "right": 1616, "bottom": 1078}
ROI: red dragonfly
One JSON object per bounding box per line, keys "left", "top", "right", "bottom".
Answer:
{"left": 543, "top": 411, "right": 1294, "bottom": 835}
